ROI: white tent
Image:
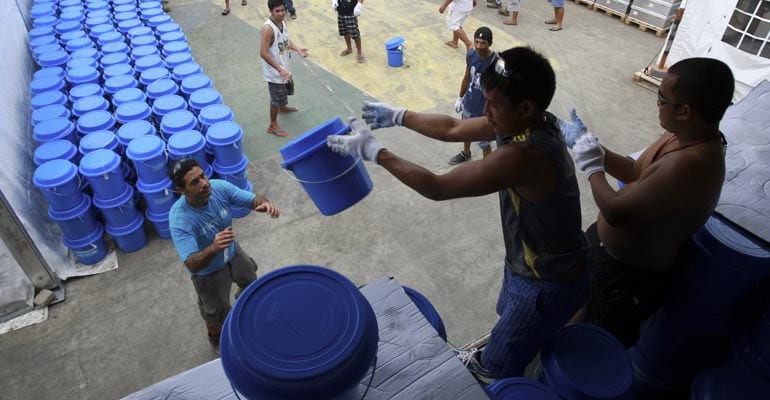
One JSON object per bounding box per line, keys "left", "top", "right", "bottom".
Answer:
{"left": 663, "top": 0, "right": 770, "bottom": 100}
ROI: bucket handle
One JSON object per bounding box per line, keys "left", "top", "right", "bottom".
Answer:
{"left": 282, "top": 156, "right": 363, "bottom": 184}
{"left": 140, "top": 149, "right": 169, "bottom": 168}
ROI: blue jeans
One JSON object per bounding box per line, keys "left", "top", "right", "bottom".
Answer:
{"left": 285, "top": 0, "right": 296, "bottom": 15}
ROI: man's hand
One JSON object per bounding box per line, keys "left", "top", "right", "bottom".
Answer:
{"left": 454, "top": 96, "right": 464, "bottom": 114}
{"left": 280, "top": 70, "right": 292, "bottom": 82}
{"left": 573, "top": 133, "right": 605, "bottom": 179}
{"left": 212, "top": 227, "right": 235, "bottom": 251}
{"left": 296, "top": 48, "right": 309, "bottom": 58}
{"left": 558, "top": 106, "right": 587, "bottom": 148}
{"left": 254, "top": 200, "right": 280, "bottom": 218}
{"left": 361, "top": 101, "right": 406, "bottom": 130}
{"left": 327, "top": 118, "right": 384, "bottom": 164}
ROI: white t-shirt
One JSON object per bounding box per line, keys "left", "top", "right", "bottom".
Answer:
{"left": 261, "top": 19, "right": 291, "bottom": 84}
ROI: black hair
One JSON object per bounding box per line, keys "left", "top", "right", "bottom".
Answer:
{"left": 668, "top": 58, "right": 734, "bottom": 124}
{"left": 268, "top": 0, "right": 285, "bottom": 10}
{"left": 168, "top": 158, "right": 201, "bottom": 189}
{"left": 480, "top": 46, "right": 556, "bottom": 112}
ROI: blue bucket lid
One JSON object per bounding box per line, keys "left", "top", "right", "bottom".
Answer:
{"left": 161, "top": 110, "right": 197, "bottom": 134}
{"left": 172, "top": 62, "right": 202, "bottom": 82}
{"left": 140, "top": 66, "right": 170, "bottom": 85}
{"left": 79, "top": 149, "right": 122, "bottom": 177}
{"left": 93, "top": 184, "right": 134, "bottom": 209}
{"left": 103, "top": 63, "right": 135, "bottom": 80}
{"left": 30, "top": 5, "right": 56, "bottom": 19}
{"left": 541, "top": 323, "right": 633, "bottom": 400}
{"left": 104, "top": 74, "right": 139, "bottom": 94}
{"left": 66, "top": 56, "right": 98, "bottom": 70}
{"left": 37, "top": 49, "right": 70, "bottom": 67}
{"left": 280, "top": 117, "right": 347, "bottom": 162}
{"left": 101, "top": 41, "right": 130, "bottom": 55}
{"left": 87, "top": 1, "right": 110, "bottom": 11}
{"left": 62, "top": 222, "right": 104, "bottom": 248}
{"left": 220, "top": 265, "right": 379, "bottom": 399}
{"left": 34, "top": 139, "right": 78, "bottom": 165}
{"left": 132, "top": 44, "right": 160, "bottom": 59}
{"left": 77, "top": 110, "right": 116, "bottom": 134}
{"left": 33, "top": 66, "right": 65, "bottom": 80}
{"left": 134, "top": 55, "right": 165, "bottom": 72}
{"left": 88, "top": 23, "right": 114, "bottom": 39}
{"left": 189, "top": 88, "right": 222, "bottom": 110}
{"left": 156, "top": 22, "right": 181, "bottom": 35}
{"left": 30, "top": 76, "right": 65, "bottom": 95}
{"left": 198, "top": 104, "right": 233, "bottom": 126}
{"left": 136, "top": 176, "right": 173, "bottom": 195}
{"left": 148, "top": 14, "right": 171, "bottom": 27}
{"left": 67, "top": 66, "right": 99, "bottom": 85}
{"left": 48, "top": 194, "right": 92, "bottom": 221}
{"left": 69, "top": 83, "right": 104, "bottom": 102}
{"left": 206, "top": 121, "right": 243, "bottom": 146}
{"left": 402, "top": 286, "right": 447, "bottom": 340}
{"left": 167, "top": 130, "right": 206, "bottom": 156}
{"left": 60, "top": 30, "right": 87, "bottom": 43}
{"left": 33, "top": 117, "right": 75, "bottom": 143}
{"left": 212, "top": 155, "right": 248, "bottom": 176}
{"left": 33, "top": 159, "right": 78, "bottom": 188}
{"left": 695, "top": 214, "right": 770, "bottom": 272}
{"left": 160, "top": 30, "right": 187, "bottom": 45}
{"left": 114, "top": 11, "right": 138, "bottom": 22}
{"left": 147, "top": 78, "right": 179, "bottom": 99}
{"left": 88, "top": 10, "right": 112, "bottom": 19}
{"left": 33, "top": 15, "right": 58, "bottom": 27}
{"left": 30, "top": 35, "right": 58, "bottom": 49}
{"left": 113, "top": 88, "right": 147, "bottom": 107}
{"left": 32, "top": 104, "right": 71, "bottom": 125}
{"left": 55, "top": 20, "right": 82, "bottom": 34}
{"left": 72, "top": 95, "right": 110, "bottom": 117}
{"left": 65, "top": 37, "right": 94, "bottom": 52}
{"left": 127, "top": 26, "right": 154, "bottom": 39}
{"left": 152, "top": 94, "right": 187, "bottom": 116}
{"left": 115, "top": 101, "right": 152, "bottom": 123}
{"left": 181, "top": 73, "right": 212, "bottom": 94}
{"left": 126, "top": 134, "right": 165, "bottom": 161}
{"left": 70, "top": 47, "right": 100, "bottom": 60}
{"left": 138, "top": 1, "right": 160, "bottom": 10}
{"left": 79, "top": 130, "right": 119, "bottom": 154}
{"left": 29, "top": 26, "right": 55, "bottom": 39}
{"left": 385, "top": 36, "right": 405, "bottom": 50}
{"left": 141, "top": 7, "right": 163, "bottom": 19}
{"left": 162, "top": 41, "right": 190, "bottom": 55}
{"left": 101, "top": 51, "right": 131, "bottom": 67}
{"left": 113, "top": 4, "right": 137, "bottom": 13}
{"left": 118, "top": 19, "right": 142, "bottom": 33}
{"left": 30, "top": 90, "right": 68, "bottom": 110}
{"left": 33, "top": 43, "right": 63, "bottom": 58}
{"left": 486, "top": 377, "right": 560, "bottom": 400}
{"left": 117, "top": 120, "right": 156, "bottom": 145}
{"left": 97, "top": 30, "right": 124, "bottom": 45}
{"left": 130, "top": 34, "right": 157, "bottom": 48}
{"left": 164, "top": 52, "right": 193, "bottom": 68}
{"left": 104, "top": 213, "right": 144, "bottom": 236}
{"left": 691, "top": 366, "right": 770, "bottom": 400}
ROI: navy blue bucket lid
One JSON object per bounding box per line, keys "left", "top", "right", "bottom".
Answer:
{"left": 189, "top": 88, "right": 222, "bottom": 110}
{"left": 691, "top": 366, "right": 770, "bottom": 400}
{"left": 152, "top": 94, "right": 187, "bottom": 117}
{"left": 136, "top": 176, "right": 173, "bottom": 195}
{"left": 113, "top": 88, "right": 147, "bottom": 107}
{"left": 180, "top": 73, "right": 212, "bottom": 94}
{"left": 72, "top": 95, "right": 110, "bottom": 118}
{"left": 66, "top": 66, "right": 100, "bottom": 85}
{"left": 103, "top": 63, "right": 136, "bottom": 80}
{"left": 33, "top": 117, "right": 75, "bottom": 143}
{"left": 30, "top": 90, "right": 68, "bottom": 110}
{"left": 385, "top": 36, "right": 405, "bottom": 50}
{"left": 34, "top": 139, "right": 78, "bottom": 166}
{"left": 101, "top": 52, "right": 131, "bottom": 68}
{"left": 30, "top": 76, "right": 65, "bottom": 95}
{"left": 126, "top": 134, "right": 165, "bottom": 161}
{"left": 486, "top": 377, "right": 560, "bottom": 400}
{"left": 198, "top": 104, "right": 233, "bottom": 126}
{"left": 115, "top": 101, "right": 152, "bottom": 124}
{"left": 62, "top": 222, "right": 104, "bottom": 248}
{"left": 220, "top": 265, "right": 379, "bottom": 399}
{"left": 33, "top": 66, "right": 65, "bottom": 80}
{"left": 69, "top": 83, "right": 104, "bottom": 102}
{"left": 206, "top": 121, "right": 244, "bottom": 146}
{"left": 104, "top": 75, "right": 139, "bottom": 94}
{"left": 76, "top": 110, "right": 115, "bottom": 134}
{"left": 48, "top": 194, "right": 92, "bottom": 221}
{"left": 171, "top": 62, "right": 202, "bottom": 82}
{"left": 402, "top": 285, "right": 447, "bottom": 341}
{"left": 280, "top": 117, "right": 347, "bottom": 163}
{"left": 161, "top": 110, "right": 197, "bottom": 135}
{"left": 79, "top": 130, "right": 119, "bottom": 155}
{"left": 134, "top": 55, "right": 165, "bottom": 72}
{"left": 36, "top": 49, "right": 70, "bottom": 67}
{"left": 147, "top": 79, "right": 179, "bottom": 100}
{"left": 93, "top": 184, "right": 134, "bottom": 209}
{"left": 694, "top": 214, "right": 770, "bottom": 274}
{"left": 32, "top": 104, "right": 71, "bottom": 125}
{"left": 164, "top": 52, "right": 194, "bottom": 69}
{"left": 541, "top": 323, "right": 633, "bottom": 400}
{"left": 105, "top": 213, "right": 144, "bottom": 236}
{"left": 140, "top": 66, "right": 170, "bottom": 86}
{"left": 167, "top": 130, "right": 206, "bottom": 156}
{"left": 117, "top": 120, "right": 156, "bottom": 146}
{"left": 79, "top": 149, "right": 122, "bottom": 177}
{"left": 33, "top": 159, "right": 79, "bottom": 188}
{"left": 212, "top": 155, "right": 248, "bottom": 175}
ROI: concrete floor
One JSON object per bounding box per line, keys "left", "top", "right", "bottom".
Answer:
{"left": 0, "top": 0, "right": 666, "bottom": 398}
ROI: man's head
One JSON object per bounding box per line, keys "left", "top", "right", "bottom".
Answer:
{"left": 480, "top": 47, "right": 556, "bottom": 132}
{"left": 169, "top": 158, "right": 211, "bottom": 204}
{"left": 473, "top": 27, "right": 493, "bottom": 54}
{"left": 268, "top": 0, "right": 286, "bottom": 16}
{"left": 660, "top": 58, "right": 734, "bottom": 125}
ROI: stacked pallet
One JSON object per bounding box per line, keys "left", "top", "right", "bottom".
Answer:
{"left": 625, "top": 0, "right": 682, "bottom": 37}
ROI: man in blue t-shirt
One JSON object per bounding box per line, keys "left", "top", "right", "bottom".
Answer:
{"left": 449, "top": 27, "right": 496, "bottom": 165}
{"left": 168, "top": 158, "right": 280, "bottom": 347}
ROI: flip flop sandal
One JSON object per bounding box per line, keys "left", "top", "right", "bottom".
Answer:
{"left": 340, "top": 49, "right": 353, "bottom": 56}
{"left": 357, "top": 56, "right": 366, "bottom": 64}
{"left": 241, "top": 0, "right": 247, "bottom": 5}
{"left": 549, "top": 26, "right": 563, "bottom": 31}
{"left": 278, "top": 106, "right": 299, "bottom": 113}
{"left": 221, "top": 8, "right": 230, "bottom": 15}
{"left": 267, "top": 127, "right": 289, "bottom": 137}
{"left": 444, "top": 41, "right": 458, "bottom": 49}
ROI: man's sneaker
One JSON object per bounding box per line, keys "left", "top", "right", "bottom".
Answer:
{"left": 453, "top": 348, "right": 496, "bottom": 385}
{"left": 449, "top": 151, "right": 471, "bottom": 165}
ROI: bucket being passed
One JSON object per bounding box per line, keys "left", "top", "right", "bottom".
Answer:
{"left": 402, "top": 285, "right": 447, "bottom": 341}
{"left": 62, "top": 223, "right": 108, "bottom": 265}
{"left": 279, "top": 117, "right": 373, "bottom": 216}
{"left": 487, "top": 377, "right": 560, "bottom": 400}
{"left": 220, "top": 265, "right": 379, "bottom": 400}
{"left": 385, "top": 36, "right": 405, "bottom": 67}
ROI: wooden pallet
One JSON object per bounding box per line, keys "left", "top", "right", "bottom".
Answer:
{"left": 592, "top": 2, "right": 629, "bottom": 21}
{"left": 624, "top": 15, "right": 669, "bottom": 37}
{"left": 633, "top": 68, "right": 663, "bottom": 92}
{"left": 573, "top": 0, "right": 595, "bottom": 9}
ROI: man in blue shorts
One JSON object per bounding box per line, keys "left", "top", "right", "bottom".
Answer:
{"left": 327, "top": 47, "right": 588, "bottom": 381}
{"left": 449, "top": 27, "right": 496, "bottom": 165}
{"left": 168, "top": 158, "right": 280, "bottom": 347}
{"left": 545, "top": 0, "right": 565, "bottom": 31}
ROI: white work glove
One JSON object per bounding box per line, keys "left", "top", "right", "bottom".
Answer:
{"left": 558, "top": 106, "right": 587, "bottom": 149}
{"left": 332, "top": 0, "right": 338, "bottom": 10}
{"left": 353, "top": 2, "right": 362, "bottom": 16}
{"left": 454, "top": 96, "right": 464, "bottom": 114}
{"left": 361, "top": 101, "right": 406, "bottom": 130}
{"left": 573, "top": 133, "right": 605, "bottom": 179}
{"left": 327, "top": 117, "right": 384, "bottom": 164}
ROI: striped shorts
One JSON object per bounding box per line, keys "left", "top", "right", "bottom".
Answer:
{"left": 338, "top": 14, "right": 360, "bottom": 39}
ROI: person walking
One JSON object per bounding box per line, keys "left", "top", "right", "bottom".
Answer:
{"left": 545, "top": 0, "right": 565, "bottom": 31}
{"left": 440, "top": 0, "right": 475, "bottom": 51}
{"left": 335, "top": 0, "right": 365, "bottom": 63}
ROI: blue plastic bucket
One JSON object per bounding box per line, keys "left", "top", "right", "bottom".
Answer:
{"left": 130, "top": 34, "right": 157, "bottom": 48}
{"left": 540, "top": 323, "right": 633, "bottom": 400}
{"left": 66, "top": 55, "right": 99, "bottom": 71}
{"left": 97, "top": 30, "right": 125, "bottom": 47}
{"left": 115, "top": 100, "right": 152, "bottom": 124}
{"left": 103, "top": 75, "right": 139, "bottom": 97}
{"left": 33, "top": 117, "right": 77, "bottom": 145}
{"left": 160, "top": 31, "right": 188, "bottom": 47}
{"left": 79, "top": 149, "right": 129, "bottom": 200}
{"left": 131, "top": 44, "right": 160, "bottom": 60}
{"left": 62, "top": 223, "right": 108, "bottom": 265}
{"left": 161, "top": 41, "right": 190, "bottom": 57}
{"left": 402, "top": 285, "right": 448, "bottom": 341}
{"left": 33, "top": 43, "right": 64, "bottom": 59}
{"left": 33, "top": 15, "right": 58, "bottom": 28}
{"left": 167, "top": 129, "right": 207, "bottom": 166}
{"left": 180, "top": 73, "right": 212, "bottom": 99}
{"left": 487, "top": 377, "right": 560, "bottom": 400}
{"left": 88, "top": 24, "right": 115, "bottom": 41}
{"left": 102, "top": 41, "right": 131, "bottom": 56}
{"left": 127, "top": 26, "right": 154, "bottom": 40}
{"left": 34, "top": 139, "right": 80, "bottom": 166}
{"left": 76, "top": 110, "right": 116, "bottom": 135}
{"left": 48, "top": 195, "right": 98, "bottom": 240}
{"left": 67, "top": 66, "right": 100, "bottom": 86}
{"left": 152, "top": 94, "right": 188, "bottom": 127}
{"left": 147, "top": 14, "right": 171, "bottom": 28}
{"left": 36, "top": 49, "right": 70, "bottom": 68}
{"left": 163, "top": 52, "right": 193, "bottom": 70}
{"left": 134, "top": 55, "right": 165, "bottom": 73}
{"left": 681, "top": 214, "right": 770, "bottom": 314}
{"left": 29, "top": 26, "right": 56, "bottom": 40}
{"left": 30, "top": 90, "right": 68, "bottom": 110}
{"left": 33, "top": 66, "right": 65, "bottom": 81}
{"left": 118, "top": 19, "right": 143, "bottom": 34}
{"left": 280, "top": 118, "right": 373, "bottom": 216}
{"left": 72, "top": 95, "right": 110, "bottom": 118}
{"left": 160, "top": 109, "right": 198, "bottom": 140}
{"left": 139, "top": 66, "right": 170, "bottom": 87}
{"left": 146, "top": 78, "right": 179, "bottom": 103}
{"left": 117, "top": 120, "right": 156, "bottom": 151}
{"left": 93, "top": 185, "right": 140, "bottom": 227}
{"left": 188, "top": 87, "right": 222, "bottom": 115}
{"left": 220, "top": 265, "right": 379, "bottom": 400}
{"left": 69, "top": 83, "right": 104, "bottom": 103}
{"left": 33, "top": 159, "right": 84, "bottom": 212}
{"left": 31, "top": 104, "right": 72, "bottom": 126}
{"left": 156, "top": 22, "right": 181, "bottom": 37}
{"left": 137, "top": 177, "right": 176, "bottom": 214}
{"left": 103, "top": 63, "right": 136, "bottom": 81}
{"left": 105, "top": 214, "right": 147, "bottom": 253}
{"left": 690, "top": 366, "right": 770, "bottom": 400}
{"left": 385, "top": 36, "right": 405, "bottom": 67}
{"left": 65, "top": 37, "right": 95, "bottom": 53}
{"left": 70, "top": 47, "right": 100, "bottom": 61}
{"left": 30, "top": 35, "right": 58, "bottom": 51}
{"left": 207, "top": 121, "right": 244, "bottom": 166}
{"left": 78, "top": 130, "right": 120, "bottom": 156}
{"left": 126, "top": 134, "right": 169, "bottom": 183}
{"left": 171, "top": 62, "right": 202, "bottom": 83}
{"left": 30, "top": 76, "right": 66, "bottom": 95}
{"left": 231, "top": 180, "right": 253, "bottom": 219}
{"left": 112, "top": 88, "right": 147, "bottom": 108}
{"left": 213, "top": 155, "right": 249, "bottom": 190}
{"left": 146, "top": 208, "right": 171, "bottom": 239}
{"left": 198, "top": 103, "right": 233, "bottom": 134}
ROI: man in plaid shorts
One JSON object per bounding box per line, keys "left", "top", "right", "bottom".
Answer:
{"left": 335, "top": 0, "right": 365, "bottom": 63}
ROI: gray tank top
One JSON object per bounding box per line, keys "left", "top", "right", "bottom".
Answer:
{"left": 496, "top": 112, "right": 587, "bottom": 281}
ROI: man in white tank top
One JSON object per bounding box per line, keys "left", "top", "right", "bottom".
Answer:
{"left": 260, "top": 0, "right": 309, "bottom": 137}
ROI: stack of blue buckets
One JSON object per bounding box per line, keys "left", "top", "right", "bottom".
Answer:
{"left": 29, "top": 0, "right": 251, "bottom": 265}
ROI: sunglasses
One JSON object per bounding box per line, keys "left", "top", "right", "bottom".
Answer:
{"left": 657, "top": 90, "right": 683, "bottom": 108}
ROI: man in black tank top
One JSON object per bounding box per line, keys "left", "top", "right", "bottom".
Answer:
{"left": 327, "top": 47, "right": 588, "bottom": 381}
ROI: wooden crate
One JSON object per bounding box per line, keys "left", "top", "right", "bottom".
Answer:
{"left": 592, "top": 0, "right": 632, "bottom": 20}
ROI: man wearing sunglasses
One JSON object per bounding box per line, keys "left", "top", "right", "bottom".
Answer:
{"left": 568, "top": 58, "right": 734, "bottom": 347}
{"left": 327, "top": 47, "right": 588, "bottom": 382}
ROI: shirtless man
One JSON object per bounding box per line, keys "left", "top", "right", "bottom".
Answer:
{"left": 570, "top": 58, "right": 734, "bottom": 346}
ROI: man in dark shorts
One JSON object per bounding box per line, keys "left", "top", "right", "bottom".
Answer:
{"left": 335, "top": 0, "right": 365, "bottom": 63}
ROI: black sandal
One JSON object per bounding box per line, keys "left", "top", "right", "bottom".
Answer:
{"left": 221, "top": 8, "right": 230, "bottom": 15}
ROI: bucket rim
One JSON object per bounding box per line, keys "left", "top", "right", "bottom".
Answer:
{"left": 206, "top": 120, "right": 243, "bottom": 145}
{"left": 212, "top": 155, "right": 248, "bottom": 175}
{"left": 105, "top": 214, "right": 145, "bottom": 236}
{"left": 34, "top": 139, "right": 78, "bottom": 166}
{"left": 486, "top": 377, "right": 560, "bottom": 399}
{"left": 34, "top": 159, "right": 78, "bottom": 187}
{"left": 79, "top": 149, "right": 122, "bottom": 177}
{"left": 62, "top": 222, "right": 105, "bottom": 248}
{"left": 48, "top": 195, "right": 92, "bottom": 220}
{"left": 136, "top": 176, "right": 174, "bottom": 194}
{"left": 280, "top": 123, "right": 350, "bottom": 169}
{"left": 79, "top": 130, "right": 119, "bottom": 154}
{"left": 167, "top": 130, "right": 206, "bottom": 154}
{"left": 93, "top": 184, "right": 134, "bottom": 209}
